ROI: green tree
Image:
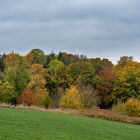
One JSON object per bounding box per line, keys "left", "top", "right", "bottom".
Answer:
{"left": 27, "top": 49, "right": 46, "bottom": 66}
{"left": 113, "top": 61, "right": 140, "bottom": 103}
{"left": 46, "top": 59, "right": 72, "bottom": 107}
{"left": 66, "top": 60, "right": 99, "bottom": 88}
{"left": 58, "top": 52, "right": 80, "bottom": 65}
{"left": 3, "top": 53, "right": 31, "bottom": 104}
{"left": 89, "top": 58, "right": 113, "bottom": 73}
{"left": 0, "top": 82, "right": 15, "bottom": 104}
{"left": 116, "top": 56, "right": 133, "bottom": 69}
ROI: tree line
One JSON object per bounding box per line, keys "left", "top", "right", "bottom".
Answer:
{"left": 0, "top": 49, "right": 140, "bottom": 115}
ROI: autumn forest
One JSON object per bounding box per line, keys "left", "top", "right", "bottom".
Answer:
{"left": 0, "top": 49, "right": 140, "bottom": 117}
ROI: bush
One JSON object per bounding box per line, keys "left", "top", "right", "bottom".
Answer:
{"left": 124, "top": 98, "right": 140, "bottom": 117}
{"left": 112, "top": 102, "right": 126, "bottom": 114}
{"left": 80, "top": 86, "right": 96, "bottom": 108}
{"left": 60, "top": 86, "right": 82, "bottom": 109}
{"left": 42, "top": 93, "right": 52, "bottom": 108}
{"left": 0, "top": 82, "right": 17, "bottom": 104}
{"left": 49, "top": 87, "right": 65, "bottom": 108}
{"left": 17, "top": 87, "right": 33, "bottom": 105}
{"left": 17, "top": 87, "right": 51, "bottom": 108}
{"left": 113, "top": 99, "right": 140, "bottom": 117}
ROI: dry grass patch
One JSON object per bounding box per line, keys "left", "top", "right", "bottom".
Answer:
{"left": 78, "top": 108, "right": 140, "bottom": 125}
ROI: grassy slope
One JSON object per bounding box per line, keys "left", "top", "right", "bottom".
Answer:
{"left": 0, "top": 108, "right": 140, "bottom": 140}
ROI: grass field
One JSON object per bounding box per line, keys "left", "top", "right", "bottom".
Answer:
{"left": 0, "top": 107, "right": 140, "bottom": 140}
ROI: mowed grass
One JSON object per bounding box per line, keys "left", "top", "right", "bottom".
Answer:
{"left": 0, "top": 108, "right": 140, "bottom": 140}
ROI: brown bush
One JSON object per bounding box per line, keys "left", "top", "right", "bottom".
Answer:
{"left": 17, "top": 87, "right": 51, "bottom": 108}
{"left": 17, "top": 87, "right": 33, "bottom": 105}
{"left": 79, "top": 86, "right": 96, "bottom": 108}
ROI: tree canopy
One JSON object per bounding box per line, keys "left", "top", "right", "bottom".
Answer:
{"left": 0, "top": 49, "right": 140, "bottom": 111}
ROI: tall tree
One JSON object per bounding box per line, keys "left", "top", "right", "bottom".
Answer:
{"left": 26, "top": 49, "right": 46, "bottom": 66}
{"left": 96, "top": 67, "right": 117, "bottom": 108}
{"left": 66, "top": 60, "right": 99, "bottom": 88}
{"left": 0, "top": 53, "right": 6, "bottom": 71}
{"left": 116, "top": 56, "right": 133, "bottom": 69}
{"left": 113, "top": 61, "right": 140, "bottom": 103}
{"left": 58, "top": 52, "right": 80, "bottom": 65}
{"left": 46, "top": 59, "right": 72, "bottom": 107}
{"left": 29, "top": 64, "right": 47, "bottom": 89}
{"left": 3, "top": 53, "right": 31, "bottom": 104}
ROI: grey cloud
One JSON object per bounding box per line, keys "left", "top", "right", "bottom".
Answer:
{"left": 0, "top": 0, "right": 140, "bottom": 63}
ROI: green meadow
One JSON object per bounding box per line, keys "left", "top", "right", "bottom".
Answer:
{"left": 0, "top": 107, "right": 140, "bottom": 140}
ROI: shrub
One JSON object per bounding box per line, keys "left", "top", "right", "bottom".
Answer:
{"left": 124, "top": 98, "right": 140, "bottom": 117}
{"left": 113, "top": 99, "right": 140, "bottom": 117}
{"left": 0, "top": 82, "right": 16, "bottom": 104}
{"left": 42, "top": 92, "right": 52, "bottom": 108}
{"left": 17, "top": 87, "right": 33, "bottom": 105}
{"left": 60, "top": 86, "right": 82, "bottom": 109}
{"left": 17, "top": 87, "right": 51, "bottom": 108}
{"left": 80, "top": 86, "right": 96, "bottom": 108}
{"left": 112, "top": 102, "right": 126, "bottom": 114}
{"left": 49, "top": 87, "right": 65, "bottom": 108}
{"left": 40, "top": 90, "right": 52, "bottom": 108}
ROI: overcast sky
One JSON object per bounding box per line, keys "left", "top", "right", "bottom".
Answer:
{"left": 0, "top": 0, "right": 140, "bottom": 63}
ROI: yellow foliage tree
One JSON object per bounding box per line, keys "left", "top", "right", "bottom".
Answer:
{"left": 29, "top": 64, "right": 47, "bottom": 89}
{"left": 60, "top": 86, "right": 82, "bottom": 109}
{"left": 113, "top": 61, "right": 140, "bottom": 102}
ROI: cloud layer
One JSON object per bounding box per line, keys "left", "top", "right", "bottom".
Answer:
{"left": 0, "top": 0, "right": 140, "bottom": 63}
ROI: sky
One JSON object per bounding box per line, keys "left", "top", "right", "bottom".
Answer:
{"left": 0, "top": 0, "right": 140, "bottom": 63}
